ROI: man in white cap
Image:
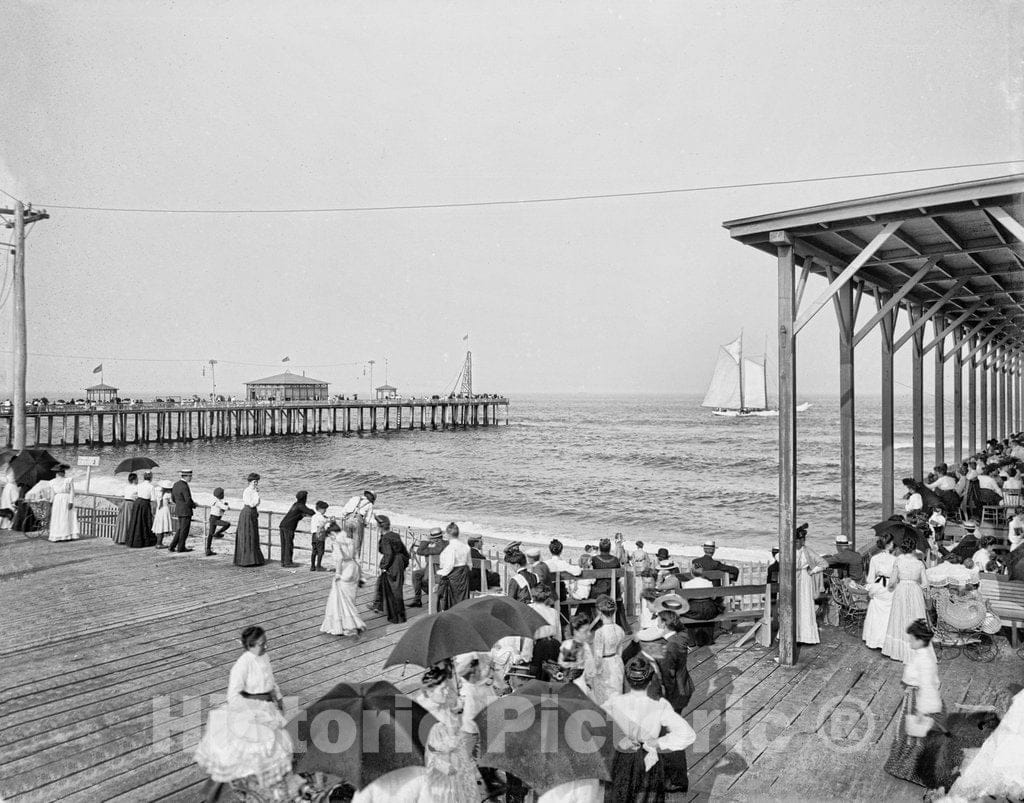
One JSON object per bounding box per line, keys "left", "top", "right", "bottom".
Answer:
{"left": 823, "top": 534, "right": 865, "bottom": 583}
{"left": 691, "top": 540, "right": 739, "bottom": 583}
{"left": 168, "top": 469, "right": 197, "bottom": 553}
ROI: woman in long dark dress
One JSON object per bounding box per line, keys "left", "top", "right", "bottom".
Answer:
{"left": 234, "top": 473, "right": 265, "bottom": 567}
{"left": 375, "top": 515, "right": 410, "bottom": 624}
{"left": 653, "top": 600, "right": 696, "bottom": 794}
{"left": 125, "top": 474, "right": 156, "bottom": 548}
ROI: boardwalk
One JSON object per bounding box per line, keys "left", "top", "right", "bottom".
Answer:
{"left": 0, "top": 530, "right": 1017, "bottom": 801}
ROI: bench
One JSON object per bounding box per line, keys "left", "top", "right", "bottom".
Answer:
{"left": 552, "top": 567, "right": 637, "bottom": 623}
{"left": 978, "top": 572, "right": 1024, "bottom": 648}
{"left": 676, "top": 581, "right": 775, "bottom": 648}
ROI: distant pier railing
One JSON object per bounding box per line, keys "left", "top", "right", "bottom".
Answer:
{"left": 0, "top": 396, "right": 510, "bottom": 447}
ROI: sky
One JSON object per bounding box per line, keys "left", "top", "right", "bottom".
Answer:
{"left": 1, "top": 0, "right": 1022, "bottom": 398}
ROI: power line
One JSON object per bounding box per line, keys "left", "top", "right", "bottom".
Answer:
{"left": 0, "top": 350, "right": 370, "bottom": 369}
{"left": 6, "top": 159, "right": 1023, "bottom": 215}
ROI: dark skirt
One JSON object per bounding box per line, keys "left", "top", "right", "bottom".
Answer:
{"left": 683, "top": 599, "right": 719, "bottom": 646}
{"left": 125, "top": 497, "right": 155, "bottom": 548}
{"left": 113, "top": 499, "right": 132, "bottom": 545}
{"left": 11, "top": 500, "right": 38, "bottom": 533}
{"left": 233, "top": 505, "right": 265, "bottom": 567}
{"left": 436, "top": 564, "right": 470, "bottom": 612}
{"left": 884, "top": 688, "right": 931, "bottom": 786}
{"left": 604, "top": 748, "right": 666, "bottom": 803}
{"left": 379, "top": 567, "right": 407, "bottom": 624}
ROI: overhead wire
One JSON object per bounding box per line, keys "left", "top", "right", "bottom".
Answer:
{"left": 1, "top": 159, "right": 1021, "bottom": 216}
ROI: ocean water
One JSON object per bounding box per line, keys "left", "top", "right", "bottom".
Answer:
{"left": 35, "top": 393, "right": 953, "bottom": 562}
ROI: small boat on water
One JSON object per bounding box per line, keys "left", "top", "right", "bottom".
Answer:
{"left": 701, "top": 332, "right": 812, "bottom": 418}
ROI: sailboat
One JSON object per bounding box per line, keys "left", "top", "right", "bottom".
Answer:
{"left": 701, "top": 332, "right": 812, "bottom": 417}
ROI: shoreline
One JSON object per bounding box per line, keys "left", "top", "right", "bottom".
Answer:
{"left": 68, "top": 470, "right": 775, "bottom": 565}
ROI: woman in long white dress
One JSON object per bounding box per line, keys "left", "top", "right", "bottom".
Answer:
{"left": 862, "top": 534, "right": 896, "bottom": 649}
{"left": 591, "top": 594, "right": 626, "bottom": 704}
{"left": 881, "top": 538, "right": 929, "bottom": 662}
{"left": 47, "top": 464, "right": 80, "bottom": 542}
{"left": 114, "top": 473, "right": 137, "bottom": 545}
{"left": 152, "top": 486, "right": 174, "bottom": 546}
{"left": 194, "top": 626, "right": 293, "bottom": 787}
{"left": 794, "top": 530, "right": 828, "bottom": 644}
{"left": 320, "top": 523, "right": 366, "bottom": 636}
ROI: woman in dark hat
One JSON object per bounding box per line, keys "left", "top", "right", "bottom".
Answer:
{"left": 234, "top": 473, "right": 265, "bottom": 567}
{"left": 603, "top": 655, "right": 696, "bottom": 802}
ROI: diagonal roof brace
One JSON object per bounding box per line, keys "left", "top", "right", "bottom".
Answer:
{"left": 987, "top": 207, "right": 1024, "bottom": 245}
{"left": 934, "top": 301, "right": 986, "bottom": 360}
{"left": 793, "top": 221, "right": 902, "bottom": 336}
{"left": 963, "top": 322, "right": 1010, "bottom": 365}
{"left": 851, "top": 260, "right": 934, "bottom": 348}
{"left": 893, "top": 276, "right": 969, "bottom": 352}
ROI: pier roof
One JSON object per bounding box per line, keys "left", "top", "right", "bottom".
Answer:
{"left": 244, "top": 372, "right": 328, "bottom": 386}
{"left": 723, "top": 173, "right": 1024, "bottom": 346}
{"left": 85, "top": 383, "right": 117, "bottom": 391}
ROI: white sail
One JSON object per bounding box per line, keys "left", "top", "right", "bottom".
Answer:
{"left": 742, "top": 357, "right": 767, "bottom": 410}
{"left": 701, "top": 337, "right": 743, "bottom": 409}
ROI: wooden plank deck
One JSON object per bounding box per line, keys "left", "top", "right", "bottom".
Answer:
{"left": 1, "top": 530, "right": 1019, "bottom": 801}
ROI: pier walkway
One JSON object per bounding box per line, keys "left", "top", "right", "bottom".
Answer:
{"left": 0, "top": 529, "right": 1017, "bottom": 801}
{"left": 0, "top": 396, "right": 510, "bottom": 447}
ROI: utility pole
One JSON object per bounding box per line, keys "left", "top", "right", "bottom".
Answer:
{"left": 209, "top": 359, "right": 218, "bottom": 400}
{"left": 368, "top": 360, "right": 375, "bottom": 400}
{"left": 4, "top": 201, "right": 49, "bottom": 450}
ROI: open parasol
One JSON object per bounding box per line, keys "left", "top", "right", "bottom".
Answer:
{"left": 383, "top": 610, "right": 492, "bottom": 669}
{"left": 474, "top": 679, "right": 615, "bottom": 795}
{"left": 294, "top": 680, "right": 436, "bottom": 790}
{"left": 114, "top": 456, "right": 159, "bottom": 474}
{"left": 8, "top": 449, "right": 62, "bottom": 489}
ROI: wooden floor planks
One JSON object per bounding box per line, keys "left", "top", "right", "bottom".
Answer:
{"left": 1, "top": 531, "right": 1020, "bottom": 802}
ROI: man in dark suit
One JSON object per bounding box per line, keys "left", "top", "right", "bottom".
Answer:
{"left": 823, "top": 535, "right": 866, "bottom": 583}
{"left": 691, "top": 540, "right": 740, "bottom": 583}
{"left": 409, "top": 527, "right": 446, "bottom": 607}
{"left": 169, "top": 469, "right": 197, "bottom": 553}
{"left": 278, "top": 490, "right": 314, "bottom": 568}
{"left": 468, "top": 535, "right": 500, "bottom": 592}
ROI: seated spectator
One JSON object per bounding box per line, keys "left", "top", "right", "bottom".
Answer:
{"left": 691, "top": 540, "right": 740, "bottom": 583}
{"left": 903, "top": 478, "right": 924, "bottom": 515}
{"left": 656, "top": 559, "right": 682, "bottom": 592}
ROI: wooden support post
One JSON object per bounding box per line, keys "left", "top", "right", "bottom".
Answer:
{"left": 835, "top": 279, "right": 856, "bottom": 547}
{"left": 774, "top": 232, "right": 798, "bottom": 667}
{"left": 980, "top": 343, "right": 989, "bottom": 448}
{"left": 1000, "top": 353, "right": 1008, "bottom": 439}
{"left": 879, "top": 293, "right": 897, "bottom": 518}
{"left": 953, "top": 327, "right": 963, "bottom": 465}
{"left": 934, "top": 316, "right": 945, "bottom": 468}
{"left": 910, "top": 306, "right": 925, "bottom": 480}
{"left": 970, "top": 335, "right": 978, "bottom": 456}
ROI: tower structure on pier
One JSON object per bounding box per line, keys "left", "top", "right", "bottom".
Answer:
{"left": 459, "top": 351, "right": 472, "bottom": 396}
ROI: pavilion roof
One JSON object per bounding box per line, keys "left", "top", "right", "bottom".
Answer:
{"left": 245, "top": 372, "right": 328, "bottom": 386}
{"left": 723, "top": 173, "right": 1024, "bottom": 351}
{"left": 85, "top": 383, "right": 118, "bottom": 391}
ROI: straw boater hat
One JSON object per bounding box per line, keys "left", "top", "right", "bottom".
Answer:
{"left": 835, "top": 535, "right": 850, "bottom": 545}
{"left": 702, "top": 540, "right": 716, "bottom": 550}
{"left": 651, "top": 593, "right": 690, "bottom": 616}
{"left": 525, "top": 547, "right": 541, "bottom": 559}
{"left": 428, "top": 527, "right": 444, "bottom": 540}
{"left": 658, "top": 559, "right": 679, "bottom": 571}
{"left": 962, "top": 520, "right": 978, "bottom": 532}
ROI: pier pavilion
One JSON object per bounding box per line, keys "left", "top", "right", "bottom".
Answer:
{"left": 723, "top": 173, "right": 1024, "bottom": 665}
{"left": 245, "top": 371, "right": 329, "bottom": 402}
{"left": 85, "top": 383, "right": 117, "bottom": 403}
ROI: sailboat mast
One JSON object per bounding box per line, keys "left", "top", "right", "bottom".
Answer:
{"left": 738, "top": 329, "right": 745, "bottom": 410}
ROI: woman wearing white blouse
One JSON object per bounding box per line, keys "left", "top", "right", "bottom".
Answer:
{"left": 194, "top": 626, "right": 292, "bottom": 787}
{"left": 233, "top": 473, "right": 266, "bottom": 567}
{"left": 113, "top": 473, "right": 137, "bottom": 545}
{"left": 603, "top": 655, "right": 697, "bottom": 801}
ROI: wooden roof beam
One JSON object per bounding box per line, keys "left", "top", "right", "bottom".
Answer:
{"left": 852, "top": 260, "right": 934, "bottom": 347}
{"left": 927, "top": 300, "right": 985, "bottom": 356}
{"left": 962, "top": 322, "right": 1010, "bottom": 365}
{"left": 793, "top": 222, "right": 901, "bottom": 336}
{"left": 893, "top": 276, "right": 969, "bottom": 352}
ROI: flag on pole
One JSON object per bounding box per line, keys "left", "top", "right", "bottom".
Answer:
{"left": 282, "top": 356, "right": 291, "bottom": 363}
{"left": 462, "top": 334, "right": 469, "bottom": 341}
{"left": 93, "top": 364, "right": 103, "bottom": 374}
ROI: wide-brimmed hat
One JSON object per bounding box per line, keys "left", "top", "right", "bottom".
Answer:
{"left": 702, "top": 540, "right": 716, "bottom": 549}
{"left": 636, "top": 625, "right": 666, "bottom": 642}
{"left": 428, "top": 527, "right": 444, "bottom": 540}
{"left": 652, "top": 593, "right": 690, "bottom": 616}
{"left": 658, "top": 559, "right": 679, "bottom": 571}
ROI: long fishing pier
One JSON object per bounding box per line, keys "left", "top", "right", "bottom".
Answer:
{"left": 0, "top": 397, "right": 509, "bottom": 447}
